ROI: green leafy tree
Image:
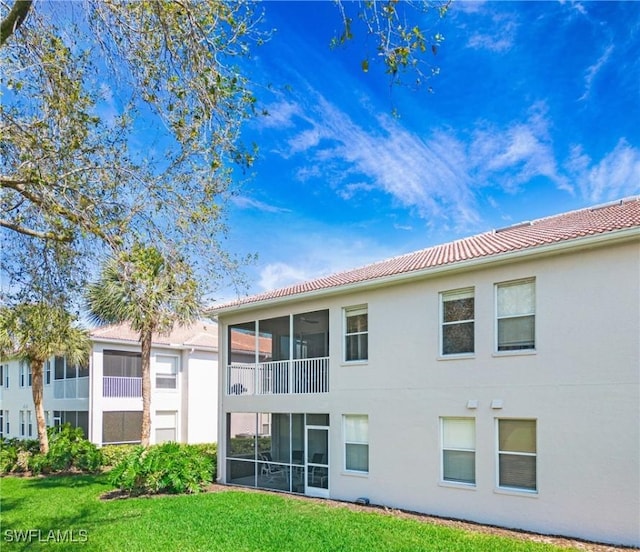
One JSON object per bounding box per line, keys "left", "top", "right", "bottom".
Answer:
{"left": 86, "top": 243, "right": 201, "bottom": 447}
{"left": 1, "top": 0, "right": 262, "bottom": 304}
{"left": 1, "top": 0, "right": 449, "bottom": 306}
{"left": 0, "top": 303, "right": 90, "bottom": 453}
{"left": 334, "top": 0, "right": 450, "bottom": 90}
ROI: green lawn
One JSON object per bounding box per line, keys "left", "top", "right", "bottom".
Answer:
{"left": 1, "top": 475, "right": 575, "bottom": 551}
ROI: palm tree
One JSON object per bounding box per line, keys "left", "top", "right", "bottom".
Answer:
{"left": 86, "top": 243, "right": 201, "bottom": 446}
{"left": 0, "top": 303, "right": 90, "bottom": 453}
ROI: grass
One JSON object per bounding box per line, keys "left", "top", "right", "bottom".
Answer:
{"left": 1, "top": 474, "right": 579, "bottom": 551}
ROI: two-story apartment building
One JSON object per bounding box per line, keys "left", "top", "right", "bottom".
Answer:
{"left": 211, "top": 198, "right": 640, "bottom": 547}
{"left": 0, "top": 321, "right": 220, "bottom": 446}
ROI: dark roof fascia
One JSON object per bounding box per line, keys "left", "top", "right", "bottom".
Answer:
{"left": 212, "top": 226, "right": 639, "bottom": 319}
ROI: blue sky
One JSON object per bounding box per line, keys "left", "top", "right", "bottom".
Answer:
{"left": 218, "top": 1, "right": 640, "bottom": 301}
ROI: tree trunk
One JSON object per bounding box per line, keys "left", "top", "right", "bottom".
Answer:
{"left": 31, "top": 358, "right": 49, "bottom": 454}
{"left": 140, "top": 328, "right": 152, "bottom": 447}
{"left": 0, "top": 0, "right": 33, "bottom": 47}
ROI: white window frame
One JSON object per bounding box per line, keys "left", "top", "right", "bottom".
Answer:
{"left": 440, "top": 417, "right": 476, "bottom": 486}
{"left": 19, "top": 410, "right": 26, "bottom": 437}
{"left": 19, "top": 361, "right": 31, "bottom": 388}
{"left": 496, "top": 418, "right": 537, "bottom": 493}
{"left": 155, "top": 355, "right": 179, "bottom": 391}
{"left": 27, "top": 410, "right": 33, "bottom": 437}
{"left": 155, "top": 410, "right": 178, "bottom": 443}
{"left": 45, "top": 359, "right": 52, "bottom": 385}
{"left": 343, "top": 414, "right": 369, "bottom": 474}
{"left": 343, "top": 305, "right": 368, "bottom": 363}
{"left": 2, "top": 364, "right": 8, "bottom": 388}
{"left": 0, "top": 364, "right": 5, "bottom": 388}
{"left": 0, "top": 410, "right": 3, "bottom": 438}
{"left": 495, "top": 278, "right": 536, "bottom": 353}
{"left": 3, "top": 410, "right": 8, "bottom": 436}
{"left": 440, "top": 288, "right": 475, "bottom": 357}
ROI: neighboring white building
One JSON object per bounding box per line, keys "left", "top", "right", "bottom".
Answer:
{"left": 0, "top": 321, "right": 219, "bottom": 446}
{"left": 211, "top": 198, "right": 640, "bottom": 547}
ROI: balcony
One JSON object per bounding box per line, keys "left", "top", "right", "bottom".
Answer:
{"left": 103, "top": 376, "right": 142, "bottom": 398}
{"left": 53, "top": 376, "right": 89, "bottom": 399}
{"left": 227, "top": 357, "right": 329, "bottom": 396}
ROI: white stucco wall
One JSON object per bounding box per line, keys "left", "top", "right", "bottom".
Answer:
{"left": 0, "top": 358, "right": 89, "bottom": 440}
{"left": 185, "top": 349, "right": 218, "bottom": 443}
{"left": 90, "top": 342, "right": 218, "bottom": 446}
{"left": 218, "top": 237, "right": 640, "bottom": 546}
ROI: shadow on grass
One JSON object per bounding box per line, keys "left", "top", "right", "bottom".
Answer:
{"left": 19, "top": 472, "right": 111, "bottom": 490}
{"left": 1, "top": 474, "right": 150, "bottom": 551}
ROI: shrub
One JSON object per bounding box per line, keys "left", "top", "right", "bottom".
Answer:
{"left": 189, "top": 442, "right": 217, "bottom": 480}
{"left": 109, "top": 442, "right": 215, "bottom": 495}
{"left": 1, "top": 427, "right": 102, "bottom": 475}
{"left": 32, "top": 424, "right": 103, "bottom": 474}
{"left": 0, "top": 437, "right": 39, "bottom": 474}
{"left": 101, "top": 444, "right": 138, "bottom": 468}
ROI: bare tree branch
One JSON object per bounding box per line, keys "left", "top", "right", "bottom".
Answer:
{"left": 0, "top": 218, "right": 72, "bottom": 242}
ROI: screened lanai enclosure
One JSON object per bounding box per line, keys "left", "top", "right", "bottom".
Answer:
{"left": 226, "top": 413, "right": 330, "bottom": 497}
{"left": 227, "top": 310, "right": 330, "bottom": 395}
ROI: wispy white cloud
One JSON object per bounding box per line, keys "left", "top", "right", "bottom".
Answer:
{"left": 258, "top": 262, "right": 310, "bottom": 290}
{"left": 276, "top": 93, "right": 579, "bottom": 230}
{"left": 558, "top": 0, "right": 587, "bottom": 16}
{"left": 453, "top": 1, "right": 488, "bottom": 15}
{"left": 580, "top": 43, "right": 614, "bottom": 101}
{"left": 281, "top": 95, "right": 480, "bottom": 229}
{"left": 469, "top": 103, "right": 572, "bottom": 193}
{"left": 567, "top": 139, "right": 640, "bottom": 203}
{"left": 337, "top": 181, "right": 376, "bottom": 200}
{"left": 230, "top": 195, "right": 291, "bottom": 214}
{"left": 465, "top": 12, "right": 518, "bottom": 52}
{"left": 256, "top": 233, "right": 394, "bottom": 291}
{"left": 259, "top": 100, "right": 303, "bottom": 129}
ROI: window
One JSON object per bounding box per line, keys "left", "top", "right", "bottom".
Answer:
{"left": 496, "top": 279, "right": 535, "bottom": 351}
{"left": 102, "top": 411, "right": 142, "bottom": 445}
{"left": 155, "top": 355, "right": 178, "bottom": 390}
{"left": 19, "top": 361, "right": 31, "bottom": 387}
{"left": 0, "top": 410, "right": 3, "bottom": 438}
{"left": 441, "top": 288, "right": 474, "bottom": 355}
{"left": 497, "top": 419, "right": 537, "bottom": 491}
{"left": 52, "top": 411, "right": 89, "bottom": 437}
{"left": 27, "top": 410, "right": 33, "bottom": 437}
{"left": 54, "top": 356, "right": 65, "bottom": 380}
{"left": 344, "top": 414, "right": 369, "bottom": 473}
{"left": 344, "top": 306, "right": 368, "bottom": 362}
{"left": 45, "top": 359, "right": 51, "bottom": 385}
{"left": 155, "top": 411, "right": 177, "bottom": 443}
{"left": 19, "top": 410, "right": 26, "bottom": 437}
{"left": 103, "top": 350, "right": 142, "bottom": 378}
{"left": 441, "top": 418, "right": 476, "bottom": 485}
{"left": 2, "top": 410, "right": 8, "bottom": 436}
{"left": 2, "top": 364, "right": 8, "bottom": 388}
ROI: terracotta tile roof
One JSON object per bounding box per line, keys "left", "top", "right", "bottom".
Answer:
{"left": 90, "top": 321, "right": 218, "bottom": 349}
{"left": 213, "top": 197, "right": 640, "bottom": 311}
{"left": 228, "top": 330, "right": 273, "bottom": 355}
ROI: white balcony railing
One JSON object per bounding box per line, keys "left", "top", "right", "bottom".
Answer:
{"left": 227, "top": 357, "right": 329, "bottom": 396}
{"left": 103, "top": 376, "right": 142, "bottom": 398}
{"left": 53, "top": 376, "right": 90, "bottom": 399}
